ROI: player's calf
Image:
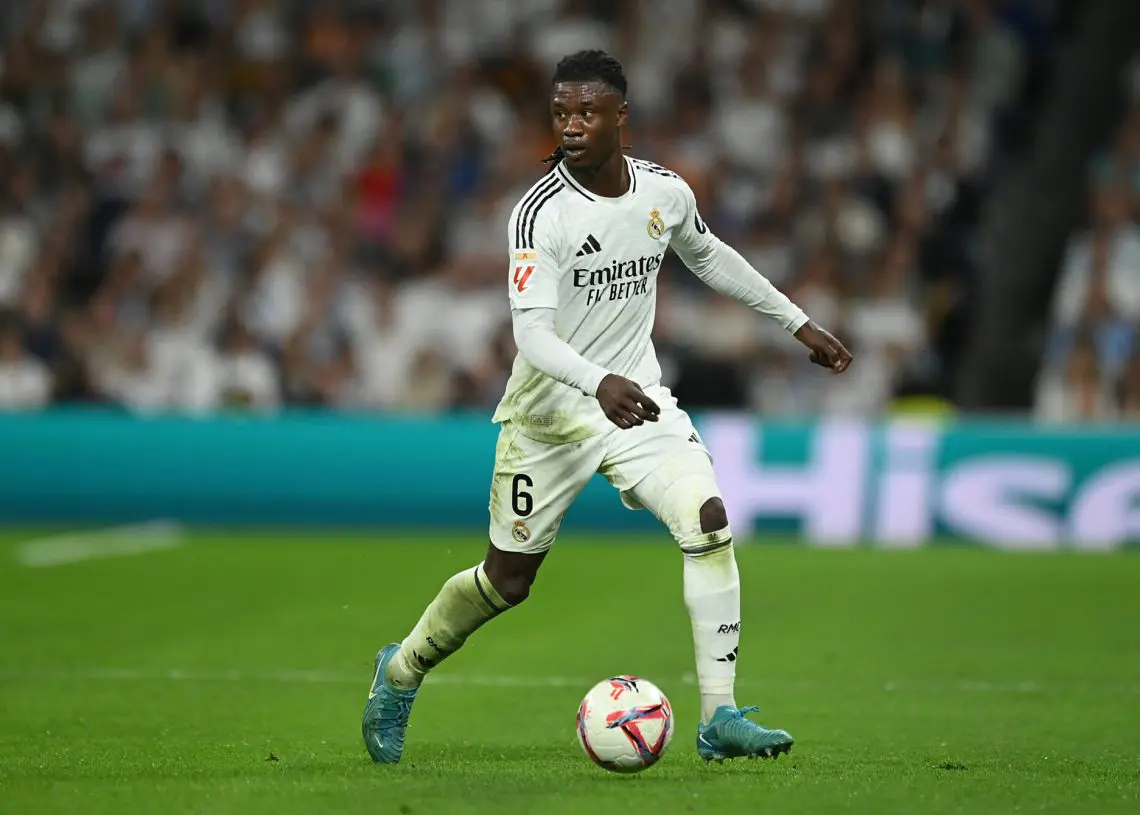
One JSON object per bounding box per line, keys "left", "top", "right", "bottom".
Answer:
{"left": 385, "top": 556, "right": 520, "bottom": 691}
{"left": 626, "top": 453, "right": 741, "bottom": 723}
{"left": 363, "top": 549, "right": 532, "bottom": 764}
{"left": 674, "top": 486, "right": 795, "bottom": 760}
{"left": 679, "top": 499, "right": 739, "bottom": 725}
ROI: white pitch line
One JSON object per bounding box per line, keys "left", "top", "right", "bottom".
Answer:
{"left": 0, "top": 668, "right": 593, "bottom": 688}
{"left": 15, "top": 521, "right": 185, "bottom": 568}
{"left": 0, "top": 668, "right": 1136, "bottom": 695}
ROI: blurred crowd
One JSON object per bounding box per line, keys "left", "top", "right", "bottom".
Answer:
{"left": 0, "top": 0, "right": 1086, "bottom": 417}
{"left": 1035, "top": 80, "right": 1140, "bottom": 422}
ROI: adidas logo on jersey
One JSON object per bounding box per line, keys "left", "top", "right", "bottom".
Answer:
{"left": 575, "top": 234, "right": 602, "bottom": 256}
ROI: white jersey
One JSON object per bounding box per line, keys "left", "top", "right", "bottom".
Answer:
{"left": 493, "top": 156, "right": 715, "bottom": 444}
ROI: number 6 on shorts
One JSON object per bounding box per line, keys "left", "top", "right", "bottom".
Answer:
{"left": 511, "top": 474, "right": 533, "bottom": 517}
{"left": 488, "top": 425, "right": 602, "bottom": 554}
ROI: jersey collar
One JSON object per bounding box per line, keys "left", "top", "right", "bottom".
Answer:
{"left": 556, "top": 156, "right": 638, "bottom": 203}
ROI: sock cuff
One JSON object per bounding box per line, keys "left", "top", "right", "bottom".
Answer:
{"left": 679, "top": 529, "right": 733, "bottom": 557}
{"left": 472, "top": 563, "right": 510, "bottom": 614}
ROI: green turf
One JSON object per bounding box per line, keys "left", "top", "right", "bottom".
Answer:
{"left": 1, "top": 530, "right": 1138, "bottom": 815}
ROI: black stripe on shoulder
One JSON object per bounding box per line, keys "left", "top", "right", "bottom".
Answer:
{"left": 630, "top": 158, "right": 681, "bottom": 180}
{"left": 525, "top": 183, "right": 565, "bottom": 249}
{"left": 515, "top": 175, "right": 562, "bottom": 249}
{"left": 628, "top": 159, "right": 637, "bottom": 194}
{"left": 637, "top": 167, "right": 680, "bottom": 180}
{"left": 631, "top": 157, "right": 677, "bottom": 173}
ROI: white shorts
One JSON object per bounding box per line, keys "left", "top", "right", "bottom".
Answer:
{"left": 487, "top": 385, "right": 718, "bottom": 553}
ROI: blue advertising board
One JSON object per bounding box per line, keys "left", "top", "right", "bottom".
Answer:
{"left": 1, "top": 410, "right": 1137, "bottom": 549}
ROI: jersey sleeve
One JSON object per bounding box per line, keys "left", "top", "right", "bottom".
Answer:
{"left": 511, "top": 307, "right": 611, "bottom": 396}
{"left": 668, "top": 179, "right": 719, "bottom": 264}
{"left": 669, "top": 177, "right": 809, "bottom": 333}
{"left": 506, "top": 196, "right": 563, "bottom": 311}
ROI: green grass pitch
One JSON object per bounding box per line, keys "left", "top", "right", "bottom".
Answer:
{"left": 1, "top": 529, "right": 1139, "bottom": 814}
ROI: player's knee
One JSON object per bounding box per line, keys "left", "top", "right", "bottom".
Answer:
{"left": 699, "top": 497, "right": 729, "bottom": 534}
{"left": 488, "top": 572, "right": 534, "bottom": 605}
{"left": 636, "top": 456, "right": 732, "bottom": 553}
{"left": 482, "top": 548, "right": 541, "bottom": 605}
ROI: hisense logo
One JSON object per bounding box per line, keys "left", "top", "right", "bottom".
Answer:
{"left": 700, "top": 418, "right": 1140, "bottom": 550}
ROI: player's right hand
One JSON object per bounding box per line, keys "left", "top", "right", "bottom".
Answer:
{"left": 596, "top": 374, "right": 660, "bottom": 429}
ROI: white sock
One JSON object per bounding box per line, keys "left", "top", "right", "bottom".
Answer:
{"left": 386, "top": 563, "right": 510, "bottom": 690}
{"left": 683, "top": 539, "right": 740, "bottom": 723}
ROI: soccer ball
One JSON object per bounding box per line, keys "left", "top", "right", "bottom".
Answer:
{"left": 576, "top": 675, "right": 674, "bottom": 773}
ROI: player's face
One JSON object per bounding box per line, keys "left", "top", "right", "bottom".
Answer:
{"left": 551, "top": 81, "right": 627, "bottom": 170}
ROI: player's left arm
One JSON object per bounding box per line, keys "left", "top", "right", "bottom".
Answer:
{"left": 669, "top": 182, "right": 852, "bottom": 374}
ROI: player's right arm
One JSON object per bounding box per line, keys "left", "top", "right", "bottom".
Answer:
{"left": 506, "top": 200, "right": 659, "bottom": 427}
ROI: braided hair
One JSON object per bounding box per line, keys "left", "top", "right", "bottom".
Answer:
{"left": 542, "top": 50, "right": 629, "bottom": 173}
{"left": 541, "top": 146, "right": 566, "bottom": 172}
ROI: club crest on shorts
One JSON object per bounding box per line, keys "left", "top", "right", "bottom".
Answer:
{"left": 647, "top": 208, "right": 665, "bottom": 239}
{"left": 512, "top": 520, "right": 531, "bottom": 543}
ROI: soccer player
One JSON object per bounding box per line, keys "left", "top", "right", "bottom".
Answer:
{"left": 363, "top": 50, "right": 852, "bottom": 765}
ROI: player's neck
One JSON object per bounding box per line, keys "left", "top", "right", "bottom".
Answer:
{"left": 567, "top": 151, "right": 629, "bottom": 199}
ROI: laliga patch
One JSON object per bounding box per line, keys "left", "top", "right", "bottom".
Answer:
{"left": 513, "top": 264, "right": 535, "bottom": 293}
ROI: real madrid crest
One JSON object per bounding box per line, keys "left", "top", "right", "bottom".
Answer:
{"left": 512, "top": 520, "right": 531, "bottom": 543}
{"left": 647, "top": 208, "right": 665, "bottom": 239}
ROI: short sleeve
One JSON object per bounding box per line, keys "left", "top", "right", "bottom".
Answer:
{"left": 669, "top": 180, "right": 718, "bottom": 262}
{"left": 506, "top": 193, "right": 564, "bottom": 311}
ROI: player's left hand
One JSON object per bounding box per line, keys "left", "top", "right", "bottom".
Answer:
{"left": 794, "top": 320, "right": 853, "bottom": 374}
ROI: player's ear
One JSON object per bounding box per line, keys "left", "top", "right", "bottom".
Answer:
{"left": 617, "top": 101, "right": 628, "bottom": 128}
